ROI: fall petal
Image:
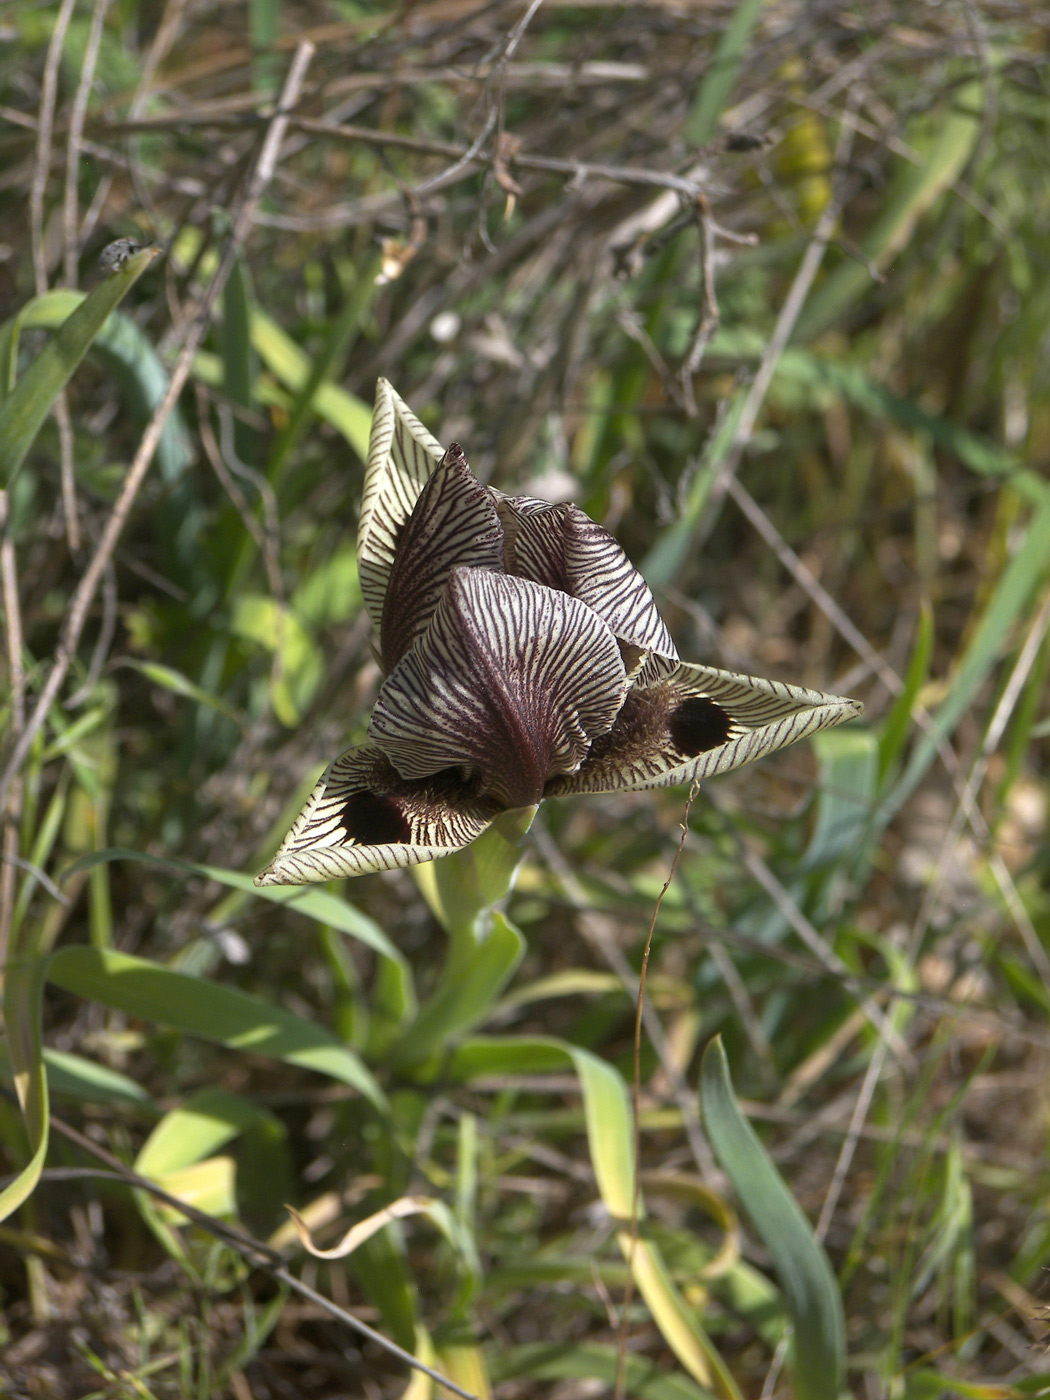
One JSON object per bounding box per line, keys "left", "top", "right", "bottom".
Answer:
{"left": 380, "top": 443, "right": 505, "bottom": 672}
{"left": 255, "top": 744, "right": 500, "bottom": 886}
{"left": 545, "top": 662, "right": 863, "bottom": 796}
{"left": 358, "top": 379, "right": 445, "bottom": 648}
{"left": 369, "top": 568, "right": 628, "bottom": 809}
{"left": 494, "top": 494, "right": 677, "bottom": 675}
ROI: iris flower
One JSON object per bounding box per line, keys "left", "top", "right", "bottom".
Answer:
{"left": 256, "top": 381, "right": 862, "bottom": 886}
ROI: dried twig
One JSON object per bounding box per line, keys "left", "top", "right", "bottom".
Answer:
{"left": 413, "top": 0, "right": 548, "bottom": 198}
{"left": 678, "top": 192, "right": 722, "bottom": 415}
{"left": 28, "top": 1111, "right": 479, "bottom": 1400}
{"left": 29, "top": 0, "right": 77, "bottom": 294}
{"left": 63, "top": 0, "right": 111, "bottom": 286}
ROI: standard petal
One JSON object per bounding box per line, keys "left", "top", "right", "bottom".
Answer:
{"left": 255, "top": 744, "right": 500, "bottom": 886}
{"left": 380, "top": 443, "right": 505, "bottom": 672}
{"left": 358, "top": 379, "right": 445, "bottom": 646}
{"left": 369, "top": 568, "right": 628, "bottom": 809}
{"left": 545, "top": 662, "right": 864, "bottom": 796}
{"left": 493, "top": 494, "right": 678, "bottom": 676}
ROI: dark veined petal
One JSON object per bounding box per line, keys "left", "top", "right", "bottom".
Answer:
{"left": 545, "top": 662, "right": 864, "bottom": 797}
{"left": 358, "top": 379, "right": 445, "bottom": 648}
{"left": 369, "top": 568, "right": 628, "bottom": 809}
{"left": 380, "top": 443, "right": 504, "bottom": 673}
{"left": 493, "top": 494, "right": 678, "bottom": 676}
{"left": 255, "top": 744, "right": 501, "bottom": 886}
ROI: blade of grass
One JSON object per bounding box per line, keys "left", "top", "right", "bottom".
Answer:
{"left": 0, "top": 289, "right": 193, "bottom": 482}
{"left": 266, "top": 253, "right": 380, "bottom": 486}
{"left": 878, "top": 605, "right": 934, "bottom": 784}
{"left": 879, "top": 493, "right": 1050, "bottom": 824}
{"left": 46, "top": 945, "right": 387, "bottom": 1110}
{"left": 250, "top": 308, "right": 372, "bottom": 461}
{"left": 446, "top": 1035, "right": 743, "bottom": 1399}
{"left": 795, "top": 78, "right": 983, "bottom": 340}
{"left": 0, "top": 953, "right": 51, "bottom": 1220}
{"left": 492, "top": 1343, "right": 717, "bottom": 1398}
{"left": 63, "top": 847, "right": 407, "bottom": 971}
{"left": 0, "top": 246, "right": 161, "bottom": 486}
{"left": 684, "top": 0, "right": 767, "bottom": 146}
{"left": 221, "top": 254, "right": 259, "bottom": 469}
{"left": 701, "top": 1037, "right": 845, "bottom": 1400}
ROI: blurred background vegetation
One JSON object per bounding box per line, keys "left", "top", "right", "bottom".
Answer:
{"left": 2, "top": 0, "right": 1050, "bottom": 1395}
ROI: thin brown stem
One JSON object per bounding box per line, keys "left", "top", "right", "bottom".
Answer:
{"left": 26, "top": 1110, "right": 478, "bottom": 1400}
{"left": 30, "top": 0, "right": 77, "bottom": 294}
{"left": 679, "top": 192, "right": 721, "bottom": 415}
{"left": 0, "top": 42, "right": 317, "bottom": 817}
{"left": 64, "top": 0, "right": 111, "bottom": 286}
{"left": 615, "top": 778, "right": 701, "bottom": 1400}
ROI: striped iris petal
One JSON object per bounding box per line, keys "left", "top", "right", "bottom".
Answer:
{"left": 380, "top": 443, "right": 504, "bottom": 672}
{"left": 370, "top": 568, "right": 627, "bottom": 809}
{"left": 357, "top": 379, "right": 444, "bottom": 654}
{"left": 255, "top": 382, "right": 863, "bottom": 886}
{"left": 493, "top": 495, "right": 678, "bottom": 675}
{"left": 545, "top": 663, "right": 863, "bottom": 797}
{"left": 256, "top": 745, "right": 500, "bottom": 886}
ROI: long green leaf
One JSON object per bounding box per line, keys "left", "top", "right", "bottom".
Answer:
{"left": 134, "top": 1085, "right": 275, "bottom": 1178}
{"left": 878, "top": 605, "right": 933, "bottom": 783}
{"left": 879, "top": 494, "right": 1050, "bottom": 823}
{"left": 0, "top": 288, "right": 193, "bottom": 483}
{"left": 0, "top": 246, "right": 161, "bottom": 486}
{"left": 701, "top": 1037, "right": 845, "bottom": 1400}
{"left": 795, "top": 79, "right": 983, "bottom": 340}
{"left": 119, "top": 660, "right": 246, "bottom": 726}
{"left": 46, "top": 946, "right": 387, "bottom": 1111}
{"left": 684, "top": 0, "right": 767, "bottom": 146}
{"left": 492, "top": 1343, "right": 717, "bottom": 1398}
{"left": 447, "top": 1035, "right": 743, "bottom": 1399}
{"left": 0, "top": 955, "right": 51, "bottom": 1221}
{"left": 63, "top": 847, "right": 407, "bottom": 969}
{"left": 40, "top": 1048, "right": 154, "bottom": 1109}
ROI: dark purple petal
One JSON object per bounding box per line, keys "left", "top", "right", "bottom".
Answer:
{"left": 493, "top": 494, "right": 678, "bottom": 675}
{"left": 369, "top": 568, "right": 628, "bottom": 808}
{"left": 380, "top": 443, "right": 504, "bottom": 672}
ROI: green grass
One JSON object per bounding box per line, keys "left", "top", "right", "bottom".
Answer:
{"left": 2, "top": 2, "right": 1050, "bottom": 1396}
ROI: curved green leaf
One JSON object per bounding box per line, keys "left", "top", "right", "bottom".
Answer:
{"left": 250, "top": 308, "right": 372, "bottom": 460}
{"left": 46, "top": 945, "right": 387, "bottom": 1111}
{"left": 448, "top": 1035, "right": 743, "bottom": 1399}
{"left": 9, "top": 287, "right": 195, "bottom": 484}
{"left": 0, "top": 246, "right": 162, "bottom": 486}
{"left": 0, "top": 955, "right": 51, "bottom": 1221}
{"left": 62, "top": 846, "right": 406, "bottom": 969}
{"left": 493, "top": 1342, "right": 717, "bottom": 1398}
{"left": 701, "top": 1037, "right": 845, "bottom": 1400}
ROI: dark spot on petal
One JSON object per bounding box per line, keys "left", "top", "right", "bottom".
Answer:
{"left": 339, "top": 791, "right": 412, "bottom": 845}
{"left": 669, "top": 696, "right": 733, "bottom": 756}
